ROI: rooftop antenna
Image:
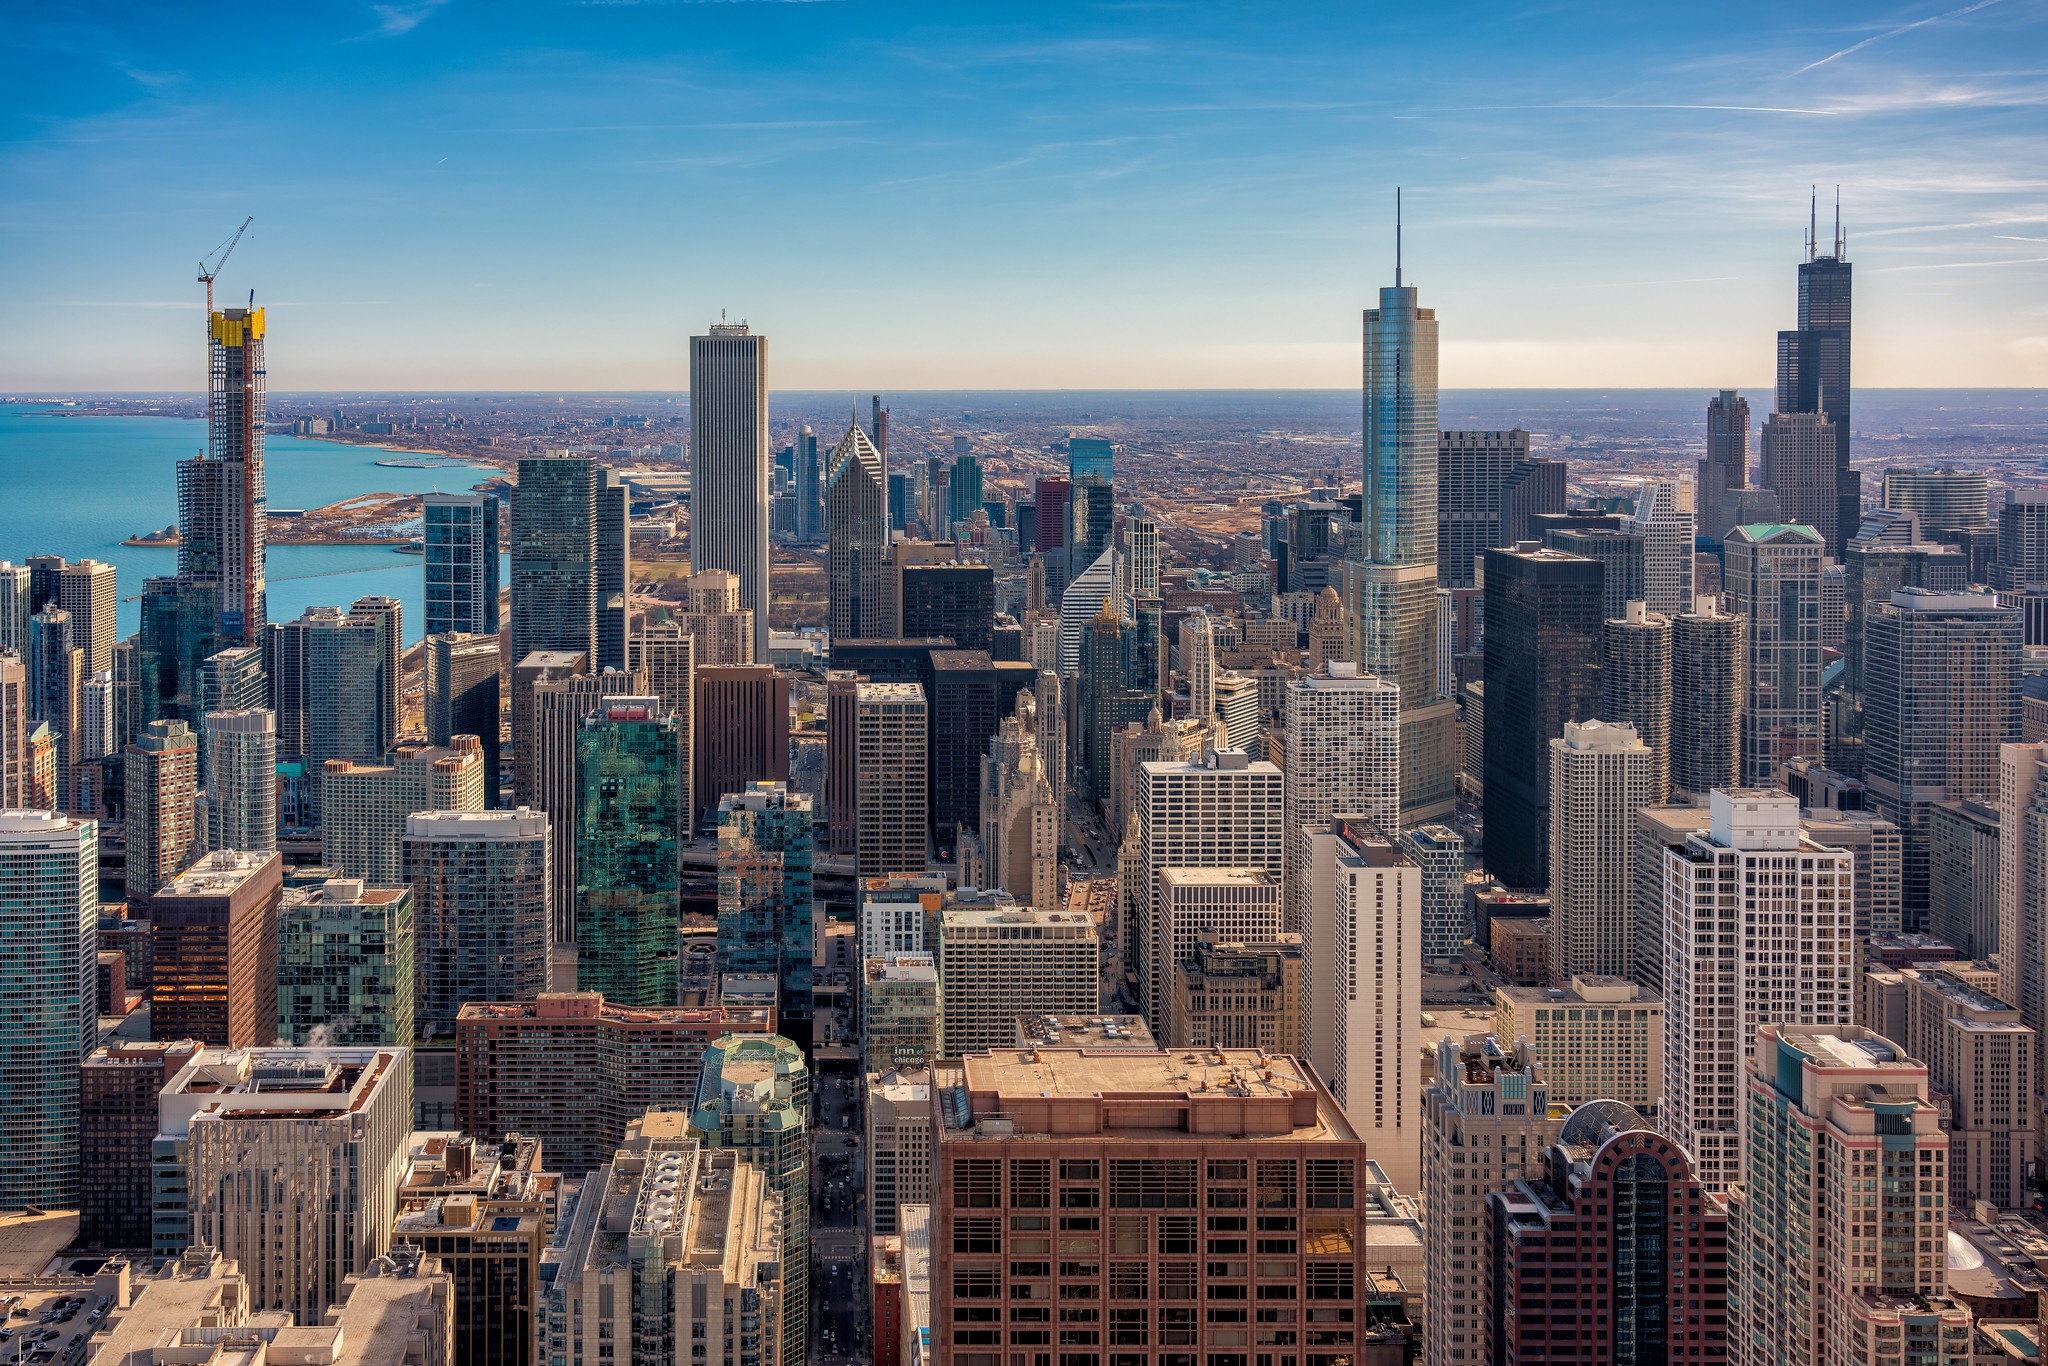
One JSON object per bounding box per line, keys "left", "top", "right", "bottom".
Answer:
{"left": 1395, "top": 187, "right": 1403, "bottom": 288}
{"left": 1834, "top": 185, "right": 1844, "bottom": 258}
{"left": 1808, "top": 186, "right": 1817, "bottom": 263}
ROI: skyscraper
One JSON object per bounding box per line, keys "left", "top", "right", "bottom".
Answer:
{"left": 1626, "top": 477, "right": 1695, "bottom": 616}
{"left": 1658, "top": 789, "right": 1853, "bottom": 1192}
{"left": 201, "top": 709, "right": 276, "bottom": 854}
{"left": 1134, "top": 748, "right": 1285, "bottom": 1026}
{"left": 975, "top": 689, "right": 1057, "bottom": 910}
{"left": 574, "top": 699, "right": 682, "bottom": 1009}
{"left": 403, "top": 807, "right": 553, "bottom": 1038}
{"left": 827, "top": 419, "right": 888, "bottom": 642}
{"left": 1345, "top": 251, "right": 1458, "bottom": 824}
{"left": 0, "top": 655, "right": 24, "bottom": 807}
{"left": 692, "top": 665, "right": 788, "bottom": 833}
{"left": 1863, "top": 588, "right": 2020, "bottom": 919}
{"left": 180, "top": 305, "right": 267, "bottom": 644}
{"left": 0, "top": 810, "right": 96, "bottom": 1215}
{"left": 1302, "top": 821, "right": 1421, "bottom": 1190}
{"left": 1603, "top": 600, "right": 1673, "bottom": 800}
{"left": 794, "top": 422, "right": 823, "bottom": 542}
{"left": 689, "top": 323, "right": 770, "bottom": 664}
{"left": 1422, "top": 1035, "right": 1565, "bottom": 1364}
{"left": 426, "top": 632, "right": 501, "bottom": 806}
{"left": 276, "top": 877, "right": 416, "bottom": 1047}
{"left": 1436, "top": 427, "right": 1535, "bottom": 588}
{"left": 1700, "top": 389, "right": 1750, "bottom": 541}
{"left": 0, "top": 562, "right": 31, "bottom": 663}
{"left": 126, "top": 718, "right": 197, "bottom": 901}
{"left": 171, "top": 1045, "right": 411, "bottom": 1326}
{"left": 422, "top": 492, "right": 500, "bottom": 638}
{"left": 322, "top": 739, "right": 487, "bottom": 885}
{"left": 1774, "top": 200, "right": 1857, "bottom": 555}
{"left": 1482, "top": 545, "right": 1605, "bottom": 889}
{"left": 1724, "top": 523, "right": 1825, "bottom": 783}
{"left": 269, "top": 597, "right": 401, "bottom": 822}
{"left": 688, "top": 1034, "right": 809, "bottom": 1366}
{"left": 1732, "top": 1025, "right": 1968, "bottom": 1363}
{"left": 510, "top": 451, "right": 597, "bottom": 669}
{"left": 1670, "top": 596, "right": 1745, "bottom": 800}
{"left": 715, "top": 782, "right": 816, "bottom": 1040}
{"left": 1124, "top": 512, "right": 1160, "bottom": 597}
{"left": 51, "top": 558, "right": 117, "bottom": 676}
{"left": 149, "top": 848, "right": 283, "bottom": 1048}
{"left": 1065, "top": 436, "right": 1115, "bottom": 590}
{"left": 1281, "top": 662, "right": 1400, "bottom": 929}
{"left": 596, "top": 467, "right": 632, "bottom": 673}
{"left": 1548, "top": 719, "right": 1658, "bottom": 982}
{"left": 947, "top": 452, "right": 983, "bottom": 529}
{"left": 855, "top": 680, "right": 929, "bottom": 880}
{"left": 1884, "top": 466, "right": 1988, "bottom": 534}
{"left": 1760, "top": 410, "right": 1842, "bottom": 553}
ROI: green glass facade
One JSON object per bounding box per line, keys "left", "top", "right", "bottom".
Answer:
{"left": 574, "top": 701, "right": 682, "bottom": 1009}
{"left": 276, "top": 883, "right": 416, "bottom": 1047}
{"left": 714, "top": 783, "right": 815, "bottom": 1032}
{"left": 690, "top": 1033, "right": 809, "bottom": 1366}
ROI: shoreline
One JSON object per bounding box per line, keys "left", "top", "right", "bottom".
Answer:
{"left": 124, "top": 535, "right": 416, "bottom": 549}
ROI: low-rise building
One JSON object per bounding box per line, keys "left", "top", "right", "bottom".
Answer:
{"left": 96, "top": 1243, "right": 455, "bottom": 1366}
{"left": 1491, "top": 914, "right": 1553, "bottom": 987}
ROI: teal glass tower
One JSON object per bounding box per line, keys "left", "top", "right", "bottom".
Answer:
{"left": 715, "top": 782, "right": 815, "bottom": 1041}
{"left": 1338, "top": 198, "right": 1458, "bottom": 824}
{"left": 574, "top": 699, "right": 682, "bottom": 1009}
{"left": 422, "top": 492, "right": 500, "bottom": 638}
{"left": 0, "top": 811, "right": 97, "bottom": 1215}
{"left": 689, "top": 1032, "right": 809, "bottom": 1366}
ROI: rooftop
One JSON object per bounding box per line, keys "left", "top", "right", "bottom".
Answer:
{"left": 1015, "top": 1015, "right": 1157, "bottom": 1049}
{"left": 155, "top": 849, "right": 280, "bottom": 897}
{"left": 941, "top": 1047, "right": 1356, "bottom": 1142}
{"left": 458, "top": 992, "right": 751, "bottom": 1029}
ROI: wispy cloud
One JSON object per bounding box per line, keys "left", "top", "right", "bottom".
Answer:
{"left": 366, "top": 0, "right": 450, "bottom": 37}
{"left": 1465, "top": 102, "right": 1838, "bottom": 116}
{"left": 1793, "top": 0, "right": 2004, "bottom": 75}
{"left": 1873, "top": 254, "right": 2048, "bottom": 272}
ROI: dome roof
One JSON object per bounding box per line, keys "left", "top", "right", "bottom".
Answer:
{"left": 1559, "top": 1098, "right": 1651, "bottom": 1149}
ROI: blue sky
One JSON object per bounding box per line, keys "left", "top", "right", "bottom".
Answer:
{"left": 4, "top": 1, "right": 2045, "bottom": 391}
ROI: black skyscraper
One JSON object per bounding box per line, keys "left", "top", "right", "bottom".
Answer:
{"left": 1481, "top": 546, "right": 1606, "bottom": 890}
{"left": 1775, "top": 194, "right": 1856, "bottom": 554}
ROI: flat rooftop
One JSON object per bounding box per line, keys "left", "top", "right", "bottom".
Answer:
{"left": 946, "top": 1047, "right": 1356, "bottom": 1142}
{"left": 1016, "top": 1015, "right": 1157, "bottom": 1049}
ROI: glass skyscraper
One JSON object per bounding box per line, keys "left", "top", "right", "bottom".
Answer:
{"left": 0, "top": 811, "right": 97, "bottom": 1214}
{"left": 422, "top": 492, "right": 500, "bottom": 638}
{"left": 1339, "top": 263, "right": 1459, "bottom": 824}
{"left": 573, "top": 699, "right": 681, "bottom": 1009}
{"left": 714, "top": 782, "right": 816, "bottom": 1039}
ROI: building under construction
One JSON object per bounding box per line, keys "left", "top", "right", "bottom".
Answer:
{"left": 177, "top": 304, "right": 268, "bottom": 645}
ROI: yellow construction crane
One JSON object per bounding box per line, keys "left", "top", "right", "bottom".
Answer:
{"left": 197, "top": 216, "right": 253, "bottom": 313}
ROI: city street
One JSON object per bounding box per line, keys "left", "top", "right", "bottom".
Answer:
{"left": 810, "top": 1072, "right": 867, "bottom": 1366}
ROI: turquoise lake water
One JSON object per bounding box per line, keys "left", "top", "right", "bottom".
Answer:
{"left": 0, "top": 408, "right": 504, "bottom": 645}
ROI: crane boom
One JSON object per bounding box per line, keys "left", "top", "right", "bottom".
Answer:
{"left": 197, "top": 216, "right": 254, "bottom": 313}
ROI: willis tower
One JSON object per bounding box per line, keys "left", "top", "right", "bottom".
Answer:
{"left": 1774, "top": 192, "right": 1856, "bottom": 554}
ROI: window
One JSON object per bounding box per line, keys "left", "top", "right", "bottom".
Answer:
{"left": 1013, "top": 1160, "right": 1053, "bottom": 1209}
{"left": 956, "top": 1160, "right": 1001, "bottom": 1209}
{"left": 956, "top": 1218, "right": 1002, "bottom": 1254}
{"left": 1304, "top": 1162, "right": 1353, "bottom": 1210}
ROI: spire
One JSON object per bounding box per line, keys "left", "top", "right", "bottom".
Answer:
{"left": 1395, "top": 186, "right": 1403, "bottom": 288}
{"left": 1833, "top": 184, "right": 1844, "bottom": 259}
{"left": 1808, "top": 186, "right": 1817, "bottom": 263}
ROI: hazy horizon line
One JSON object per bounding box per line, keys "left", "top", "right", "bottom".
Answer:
{"left": 10, "top": 384, "right": 2048, "bottom": 400}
